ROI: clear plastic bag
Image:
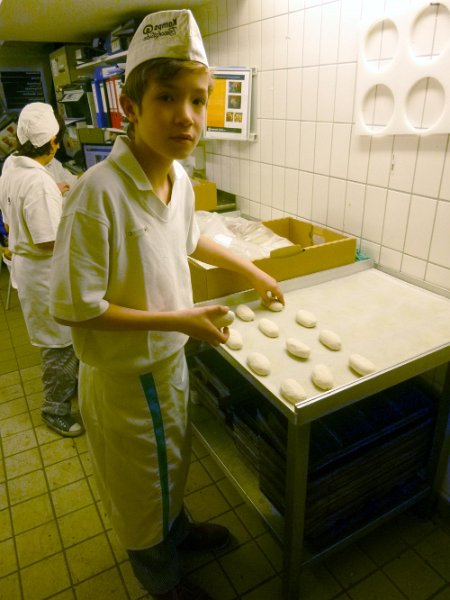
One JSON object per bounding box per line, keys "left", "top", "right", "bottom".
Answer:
{"left": 195, "top": 212, "right": 293, "bottom": 260}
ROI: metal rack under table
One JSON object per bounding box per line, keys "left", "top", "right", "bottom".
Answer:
{"left": 192, "top": 261, "right": 450, "bottom": 599}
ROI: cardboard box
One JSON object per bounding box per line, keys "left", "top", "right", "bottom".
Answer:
{"left": 191, "top": 178, "right": 217, "bottom": 211}
{"left": 189, "top": 217, "right": 357, "bottom": 301}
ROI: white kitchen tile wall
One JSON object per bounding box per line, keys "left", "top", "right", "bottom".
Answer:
{"left": 197, "top": 0, "right": 450, "bottom": 293}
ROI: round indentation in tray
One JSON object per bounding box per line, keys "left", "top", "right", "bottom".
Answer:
{"left": 362, "top": 84, "right": 395, "bottom": 132}
{"left": 411, "top": 3, "right": 450, "bottom": 63}
{"left": 406, "top": 76, "right": 446, "bottom": 131}
{"left": 364, "top": 18, "right": 398, "bottom": 72}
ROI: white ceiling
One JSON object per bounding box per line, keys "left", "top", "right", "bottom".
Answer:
{"left": 0, "top": 0, "right": 206, "bottom": 44}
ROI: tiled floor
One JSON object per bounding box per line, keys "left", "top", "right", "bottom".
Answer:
{"left": 0, "top": 264, "right": 449, "bottom": 600}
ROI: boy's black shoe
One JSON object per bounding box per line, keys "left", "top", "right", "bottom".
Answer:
{"left": 178, "top": 522, "right": 230, "bottom": 552}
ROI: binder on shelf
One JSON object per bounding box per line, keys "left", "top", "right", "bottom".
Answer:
{"left": 91, "top": 79, "right": 107, "bottom": 128}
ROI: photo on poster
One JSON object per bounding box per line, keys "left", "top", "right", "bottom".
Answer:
{"left": 205, "top": 68, "right": 253, "bottom": 141}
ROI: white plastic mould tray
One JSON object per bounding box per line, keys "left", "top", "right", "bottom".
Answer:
{"left": 354, "top": 1, "right": 450, "bottom": 136}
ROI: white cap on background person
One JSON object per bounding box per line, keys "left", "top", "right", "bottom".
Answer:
{"left": 125, "top": 9, "right": 208, "bottom": 81}
{"left": 17, "top": 102, "right": 59, "bottom": 148}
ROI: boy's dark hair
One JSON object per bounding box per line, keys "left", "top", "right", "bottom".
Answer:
{"left": 121, "top": 58, "right": 214, "bottom": 139}
{"left": 16, "top": 109, "right": 65, "bottom": 158}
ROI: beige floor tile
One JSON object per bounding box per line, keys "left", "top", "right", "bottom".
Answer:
{"left": 0, "top": 537, "right": 17, "bottom": 577}
{"left": 0, "top": 398, "right": 27, "bottom": 423}
{"left": 5, "top": 447, "right": 42, "bottom": 479}
{"left": 255, "top": 531, "right": 283, "bottom": 572}
{"left": 414, "top": 529, "right": 450, "bottom": 581}
{"left": 74, "top": 566, "right": 129, "bottom": 599}
{"left": 0, "top": 461, "right": 4, "bottom": 485}
{"left": 79, "top": 451, "right": 93, "bottom": 476}
{"left": 201, "top": 454, "right": 227, "bottom": 482}
{"left": 0, "top": 483, "right": 7, "bottom": 510}
{"left": 347, "top": 570, "right": 405, "bottom": 600}
{"left": 234, "top": 503, "right": 267, "bottom": 538}
{"left": 0, "top": 412, "right": 33, "bottom": 437}
{"left": 51, "top": 479, "right": 94, "bottom": 518}
{"left": 210, "top": 509, "right": 252, "bottom": 552}
{"left": 8, "top": 469, "right": 48, "bottom": 505}
{"left": 185, "top": 459, "right": 213, "bottom": 494}
{"left": 219, "top": 540, "right": 275, "bottom": 595}
{"left": 40, "top": 437, "right": 78, "bottom": 466}
{"left": 59, "top": 504, "right": 103, "bottom": 548}
{"left": 45, "top": 456, "right": 85, "bottom": 490}
{"left": 17, "top": 353, "right": 41, "bottom": 370}
{"left": 22, "top": 377, "right": 43, "bottom": 396}
{"left": 107, "top": 529, "right": 128, "bottom": 563}
{"left": 0, "top": 371, "right": 21, "bottom": 389}
{"left": 0, "top": 508, "right": 12, "bottom": 542}
{"left": 0, "top": 358, "right": 18, "bottom": 375}
{"left": 296, "top": 563, "right": 343, "bottom": 600}
{"left": 11, "top": 493, "right": 54, "bottom": 534}
{"left": 241, "top": 576, "right": 283, "bottom": 599}
{"left": 65, "top": 533, "right": 115, "bottom": 584}
{"left": 19, "top": 365, "right": 42, "bottom": 382}
{"left": 325, "top": 544, "right": 377, "bottom": 589}
{"left": 2, "top": 429, "right": 37, "bottom": 457}
{"left": 26, "top": 391, "right": 44, "bottom": 413}
{"left": 217, "top": 477, "right": 246, "bottom": 509}
{"left": 21, "top": 552, "right": 71, "bottom": 600}
{"left": 188, "top": 559, "right": 236, "bottom": 600}
{"left": 16, "top": 521, "right": 62, "bottom": 568}
{"left": 0, "top": 571, "right": 21, "bottom": 600}
{"left": 0, "top": 389, "right": 25, "bottom": 411}
{"left": 119, "top": 560, "right": 151, "bottom": 599}
{"left": 432, "top": 586, "right": 450, "bottom": 600}
{"left": 184, "top": 484, "right": 231, "bottom": 522}
{"left": 383, "top": 549, "right": 445, "bottom": 600}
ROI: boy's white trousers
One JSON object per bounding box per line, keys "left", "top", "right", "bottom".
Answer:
{"left": 79, "top": 349, "right": 191, "bottom": 550}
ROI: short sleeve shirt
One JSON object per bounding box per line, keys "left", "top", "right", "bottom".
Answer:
{"left": 50, "top": 135, "right": 200, "bottom": 374}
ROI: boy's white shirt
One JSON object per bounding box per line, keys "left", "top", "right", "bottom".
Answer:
{"left": 46, "top": 157, "right": 78, "bottom": 187}
{"left": 50, "top": 135, "right": 200, "bottom": 373}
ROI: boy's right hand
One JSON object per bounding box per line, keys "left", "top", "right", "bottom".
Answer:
{"left": 177, "top": 305, "right": 231, "bottom": 346}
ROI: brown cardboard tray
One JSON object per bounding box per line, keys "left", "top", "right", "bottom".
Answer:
{"left": 189, "top": 217, "right": 356, "bottom": 301}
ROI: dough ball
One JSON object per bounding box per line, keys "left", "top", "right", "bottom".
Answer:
{"left": 311, "top": 364, "right": 334, "bottom": 390}
{"left": 349, "top": 353, "right": 376, "bottom": 376}
{"left": 258, "top": 318, "right": 279, "bottom": 338}
{"left": 267, "top": 300, "right": 284, "bottom": 312}
{"left": 280, "top": 378, "right": 307, "bottom": 403}
{"left": 247, "top": 352, "right": 271, "bottom": 376}
{"left": 236, "top": 304, "right": 255, "bottom": 322}
{"left": 296, "top": 309, "right": 317, "bottom": 328}
{"left": 214, "top": 310, "right": 235, "bottom": 328}
{"left": 319, "top": 329, "right": 342, "bottom": 351}
{"left": 226, "top": 328, "right": 243, "bottom": 350}
{"left": 286, "top": 337, "right": 311, "bottom": 359}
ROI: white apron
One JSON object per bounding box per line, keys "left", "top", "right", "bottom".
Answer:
{"left": 13, "top": 253, "right": 72, "bottom": 348}
{"left": 79, "top": 349, "right": 191, "bottom": 550}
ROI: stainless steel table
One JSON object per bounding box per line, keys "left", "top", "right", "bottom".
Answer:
{"left": 192, "top": 261, "right": 450, "bottom": 599}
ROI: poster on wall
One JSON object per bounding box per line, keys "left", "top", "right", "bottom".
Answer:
{"left": 205, "top": 67, "right": 253, "bottom": 141}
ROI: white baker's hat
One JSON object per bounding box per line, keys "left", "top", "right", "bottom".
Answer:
{"left": 17, "top": 102, "right": 59, "bottom": 147}
{"left": 125, "top": 9, "right": 208, "bottom": 81}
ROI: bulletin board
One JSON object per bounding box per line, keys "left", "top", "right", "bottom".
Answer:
{"left": 205, "top": 67, "right": 254, "bottom": 141}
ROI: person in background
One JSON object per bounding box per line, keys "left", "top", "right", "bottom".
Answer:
{"left": 0, "top": 102, "right": 82, "bottom": 437}
{"left": 46, "top": 155, "right": 78, "bottom": 195}
{"left": 50, "top": 10, "right": 283, "bottom": 600}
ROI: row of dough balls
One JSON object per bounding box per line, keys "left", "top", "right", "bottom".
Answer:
{"left": 214, "top": 304, "right": 377, "bottom": 403}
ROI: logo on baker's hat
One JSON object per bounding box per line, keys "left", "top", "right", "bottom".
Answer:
{"left": 125, "top": 9, "right": 208, "bottom": 81}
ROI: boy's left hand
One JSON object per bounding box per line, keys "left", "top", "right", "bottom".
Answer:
{"left": 247, "top": 269, "right": 285, "bottom": 308}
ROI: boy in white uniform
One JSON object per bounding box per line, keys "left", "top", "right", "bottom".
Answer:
{"left": 0, "top": 103, "right": 82, "bottom": 437}
{"left": 50, "top": 10, "right": 284, "bottom": 600}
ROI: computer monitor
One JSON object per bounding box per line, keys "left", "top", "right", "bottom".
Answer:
{"left": 82, "top": 142, "right": 113, "bottom": 170}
